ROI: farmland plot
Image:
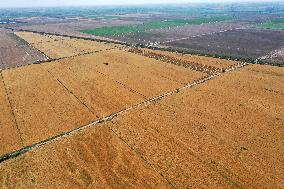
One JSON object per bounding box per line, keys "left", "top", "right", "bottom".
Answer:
{"left": 66, "top": 49, "right": 205, "bottom": 98}
{"left": 0, "top": 73, "right": 23, "bottom": 156}
{"left": 167, "top": 29, "right": 284, "bottom": 63}
{"left": 14, "top": 19, "right": 141, "bottom": 39}
{"left": 109, "top": 21, "right": 251, "bottom": 45}
{"left": 108, "top": 64, "right": 284, "bottom": 188}
{"left": 15, "top": 32, "right": 120, "bottom": 59}
{"left": 0, "top": 46, "right": 205, "bottom": 152}
{"left": 41, "top": 57, "right": 145, "bottom": 118}
{"left": 0, "top": 29, "right": 46, "bottom": 69}
{"left": 2, "top": 65, "right": 96, "bottom": 146}
{"left": 132, "top": 48, "right": 238, "bottom": 70}
{"left": 0, "top": 125, "right": 171, "bottom": 188}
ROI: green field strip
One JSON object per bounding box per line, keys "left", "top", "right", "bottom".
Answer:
{"left": 81, "top": 16, "right": 232, "bottom": 37}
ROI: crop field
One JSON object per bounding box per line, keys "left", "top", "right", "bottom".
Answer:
{"left": 0, "top": 125, "right": 171, "bottom": 188}
{"left": 132, "top": 48, "right": 239, "bottom": 69}
{"left": 2, "top": 65, "right": 96, "bottom": 146}
{"left": 1, "top": 3, "right": 284, "bottom": 188}
{"left": 167, "top": 29, "right": 284, "bottom": 64}
{"left": 0, "top": 72, "right": 23, "bottom": 156}
{"left": 0, "top": 61, "right": 283, "bottom": 187}
{"left": 110, "top": 21, "right": 251, "bottom": 45}
{"left": 0, "top": 29, "right": 47, "bottom": 69}
{"left": 107, "top": 64, "right": 284, "bottom": 188}
{"left": 43, "top": 50, "right": 205, "bottom": 99}
{"left": 81, "top": 17, "right": 232, "bottom": 37}
{"left": 0, "top": 32, "right": 206, "bottom": 152}
{"left": 15, "top": 32, "right": 121, "bottom": 59}
{"left": 13, "top": 19, "right": 141, "bottom": 39}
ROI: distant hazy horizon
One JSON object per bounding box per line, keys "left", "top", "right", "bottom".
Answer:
{"left": 0, "top": 0, "right": 281, "bottom": 8}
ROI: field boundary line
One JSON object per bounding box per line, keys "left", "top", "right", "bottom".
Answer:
{"left": 6, "top": 27, "right": 127, "bottom": 46}
{"left": 0, "top": 71, "right": 25, "bottom": 146}
{"left": 43, "top": 68, "right": 99, "bottom": 117}
{"left": 1, "top": 47, "right": 118, "bottom": 71}
{"left": 129, "top": 48, "right": 224, "bottom": 74}
{"left": 107, "top": 125, "right": 178, "bottom": 189}
{"left": 0, "top": 61, "right": 248, "bottom": 164}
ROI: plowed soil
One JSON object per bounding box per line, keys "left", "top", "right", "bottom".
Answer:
{"left": 0, "top": 29, "right": 46, "bottom": 69}
{"left": 2, "top": 65, "right": 96, "bottom": 146}
{"left": 0, "top": 73, "right": 23, "bottom": 156}
{"left": 15, "top": 32, "right": 121, "bottom": 59}
{"left": 0, "top": 125, "right": 171, "bottom": 188}
{"left": 168, "top": 29, "right": 284, "bottom": 62}
{"left": 110, "top": 21, "right": 251, "bottom": 45}
{"left": 108, "top": 64, "right": 284, "bottom": 188}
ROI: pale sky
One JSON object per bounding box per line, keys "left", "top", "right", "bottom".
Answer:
{"left": 0, "top": 0, "right": 279, "bottom": 8}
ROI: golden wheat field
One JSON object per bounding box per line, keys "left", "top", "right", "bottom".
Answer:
{"left": 0, "top": 32, "right": 283, "bottom": 188}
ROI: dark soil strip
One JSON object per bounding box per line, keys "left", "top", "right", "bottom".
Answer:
{"left": 129, "top": 48, "right": 224, "bottom": 74}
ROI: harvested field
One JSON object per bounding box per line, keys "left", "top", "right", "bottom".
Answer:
{"left": 15, "top": 32, "right": 121, "bottom": 59}
{"left": 41, "top": 57, "right": 145, "bottom": 118}
{"left": 2, "top": 65, "right": 96, "bottom": 146}
{"left": 109, "top": 21, "right": 251, "bottom": 45}
{"left": 0, "top": 51, "right": 283, "bottom": 188}
{"left": 0, "top": 125, "right": 171, "bottom": 188}
{"left": 0, "top": 45, "right": 205, "bottom": 151}
{"left": 67, "top": 49, "right": 205, "bottom": 97}
{"left": 108, "top": 64, "right": 284, "bottom": 188}
{"left": 0, "top": 72, "right": 23, "bottom": 156}
{"left": 0, "top": 29, "right": 46, "bottom": 69}
{"left": 167, "top": 29, "right": 284, "bottom": 62}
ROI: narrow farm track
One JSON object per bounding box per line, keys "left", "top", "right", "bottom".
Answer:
{"left": 0, "top": 61, "right": 247, "bottom": 164}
